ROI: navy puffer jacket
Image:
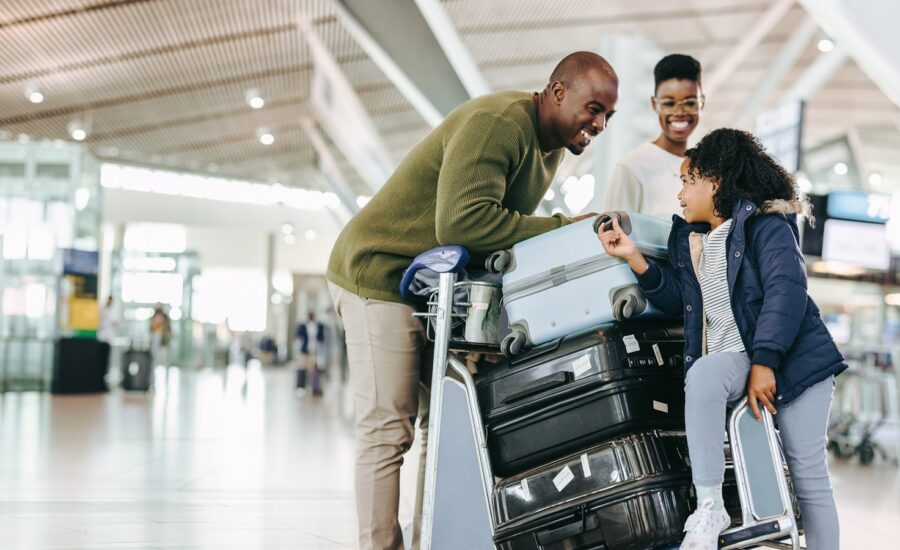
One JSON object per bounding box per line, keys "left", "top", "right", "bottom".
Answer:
{"left": 636, "top": 198, "right": 847, "bottom": 405}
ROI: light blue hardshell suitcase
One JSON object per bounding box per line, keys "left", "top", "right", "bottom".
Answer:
{"left": 486, "top": 211, "right": 672, "bottom": 355}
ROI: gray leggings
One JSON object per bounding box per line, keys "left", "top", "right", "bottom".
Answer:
{"left": 685, "top": 351, "right": 839, "bottom": 550}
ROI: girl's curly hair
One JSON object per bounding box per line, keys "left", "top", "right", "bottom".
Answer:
{"left": 685, "top": 128, "right": 801, "bottom": 220}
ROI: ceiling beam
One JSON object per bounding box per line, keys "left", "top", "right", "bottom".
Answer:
{"left": 301, "top": 117, "right": 359, "bottom": 224}
{"left": 780, "top": 44, "right": 848, "bottom": 104}
{"left": 731, "top": 16, "right": 818, "bottom": 128}
{"left": 703, "top": 0, "right": 795, "bottom": 97}
{"left": 413, "top": 0, "right": 489, "bottom": 99}
{"left": 332, "top": 0, "right": 487, "bottom": 127}
{"left": 796, "top": 0, "right": 900, "bottom": 108}
{"left": 299, "top": 15, "right": 395, "bottom": 195}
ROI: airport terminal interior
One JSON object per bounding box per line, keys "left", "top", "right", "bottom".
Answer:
{"left": 1, "top": 0, "right": 899, "bottom": 548}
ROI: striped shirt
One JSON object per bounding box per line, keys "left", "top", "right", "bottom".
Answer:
{"left": 698, "top": 219, "right": 745, "bottom": 354}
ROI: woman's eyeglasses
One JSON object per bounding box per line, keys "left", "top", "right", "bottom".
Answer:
{"left": 652, "top": 96, "right": 705, "bottom": 115}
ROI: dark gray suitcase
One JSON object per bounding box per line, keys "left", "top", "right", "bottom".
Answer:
{"left": 477, "top": 322, "right": 686, "bottom": 476}
{"left": 492, "top": 431, "right": 743, "bottom": 550}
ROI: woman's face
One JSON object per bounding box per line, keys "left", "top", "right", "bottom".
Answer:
{"left": 653, "top": 78, "right": 701, "bottom": 145}
{"left": 678, "top": 158, "right": 718, "bottom": 223}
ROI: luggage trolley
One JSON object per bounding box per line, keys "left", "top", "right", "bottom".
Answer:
{"left": 400, "top": 245, "right": 500, "bottom": 549}
{"left": 405, "top": 245, "right": 803, "bottom": 549}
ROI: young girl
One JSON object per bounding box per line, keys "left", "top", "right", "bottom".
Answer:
{"left": 598, "top": 128, "right": 845, "bottom": 550}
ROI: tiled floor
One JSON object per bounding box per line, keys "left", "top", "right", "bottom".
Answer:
{"left": 0, "top": 364, "right": 897, "bottom": 549}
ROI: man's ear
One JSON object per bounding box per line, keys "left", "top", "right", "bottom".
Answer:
{"left": 550, "top": 81, "right": 566, "bottom": 105}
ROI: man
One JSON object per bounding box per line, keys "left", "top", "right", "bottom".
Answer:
{"left": 327, "top": 51, "right": 618, "bottom": 550}
{"left": 604, "top": 53, "right": 703, "bottom": 219}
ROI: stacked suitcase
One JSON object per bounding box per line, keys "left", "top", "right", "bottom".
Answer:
{"left": 479, "top": 212, "right": 703, "bottom": 549}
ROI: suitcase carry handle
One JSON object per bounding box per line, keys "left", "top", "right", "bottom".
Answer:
{"left": 499, "top": 370, "right": 573, "bottom": 404}
{"left": 592, "top": 211, "right": 633, "bottom": 235}
{"left": 534, "top": 504, "right": 594, "bottom": 547}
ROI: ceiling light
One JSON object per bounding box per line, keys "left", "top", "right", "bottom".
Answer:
{"left": 832, "top": 162, "right": 848, "bottom": 176}
{"left": 817, "top": 38, "right": 835, "bottom": 53}
{"left": 305, "top": 229, "right": 317, "bottom": 241}
{"left": 356, "top": 196, "right": 371, "bottom": 208}
{"left": 281, "top": 223, "right": 294, "bottom": 235}
{"left": 245, "top": 88, "right": 264, "bottom": 109}
{"left": 868, "top": 172, "right": 882, "bottom": 186}
{"left": 886, "top": 293, "right": 900, "bottom": 307}
{"left": 796, "top": 176, "right": 812, "bottom": 193}
{"left": 257, "top": 127, "right": 274, "bottom": 145}
{"left": 284, "top": 233, "right": 296, "bottom": 245}
{"left": 67, "top": 120, "right": 87, "bottom": 141}
{"left": 25, "top": 84, "right": 44, "bottom": 104}
{"left": 544, "top": 188, "right": 556, "bottom": 201}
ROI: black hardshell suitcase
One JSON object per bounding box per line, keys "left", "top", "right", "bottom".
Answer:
{"left": 477, "top": 322, "right": 686, "bottom": 476}
{"left": 493, "top": 431, "right": 694, "bottom": 550}
{"left": 493, "top": 431, "right": 743, "bottom": 550}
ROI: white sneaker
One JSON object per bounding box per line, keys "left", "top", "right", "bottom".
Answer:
{"left": 679, "top": 497, "right": 731, "bottom": 550}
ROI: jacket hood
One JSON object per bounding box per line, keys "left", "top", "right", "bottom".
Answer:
{"left": 757, "top": 198, "right": 811, "bottom": 219}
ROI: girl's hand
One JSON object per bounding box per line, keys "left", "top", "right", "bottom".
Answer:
{"left": 747, "top": 364, "right": 777, "bottom": 421}
{"left": 597, "top": 216, "right": 637, "bottom": 259}
{"left": 597, "top": 216, "right": 649, "bottom": 273}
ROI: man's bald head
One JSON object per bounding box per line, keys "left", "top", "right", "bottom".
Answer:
{"left": 533, "top": 51, "right": 619, "bottom": 155}
{"left": 548, "top": 51, "right": 618, "bottom": 89}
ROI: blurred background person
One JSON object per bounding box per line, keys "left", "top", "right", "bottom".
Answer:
{"left": 295, "top": 312, "right": 325, "bottom": 397}
{"left": 149, "top": 303, "right": 172, "bottom": 367}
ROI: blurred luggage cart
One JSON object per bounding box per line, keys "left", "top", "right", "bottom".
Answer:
{"left": 827, "top": 353, "right": 900, "bottom": 466}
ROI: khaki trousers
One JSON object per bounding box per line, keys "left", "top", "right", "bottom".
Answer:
{"left": 327, "top": 282, "right": 430, "bottom": 550}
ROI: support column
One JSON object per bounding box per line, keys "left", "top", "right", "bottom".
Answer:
{"left": 265, "top": 232, "right": 276, "bottom": 336}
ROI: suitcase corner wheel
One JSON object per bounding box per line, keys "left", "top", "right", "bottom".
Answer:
{"left": 611, "top": 287, "right": 648, "bottom": 322}
{"left": 500, "top": 329, "right": 528, "bottom": 356}
{"left": 485, "top": 248, "right": 512, "bottom": 274}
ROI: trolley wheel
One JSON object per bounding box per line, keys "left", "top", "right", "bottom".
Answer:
{"left": 485, "top": 249, "right": 512, "bottom": 274}
{"left": 827, "top": 441, "right": 843, "bottom": 459}
{"left": 858, "top": 444, "right": 875, "bottom": 465}
{"left": 501, "top": 331, "right": 527, "bottom": 356}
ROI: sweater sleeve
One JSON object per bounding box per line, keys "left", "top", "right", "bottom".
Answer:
{"left": 434, "top": 111, "right": 571, "bottom": 254}
{"left": 603, "top": 163, "right": 643, "bottom": 213}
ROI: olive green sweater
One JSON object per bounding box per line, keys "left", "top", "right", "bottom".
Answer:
{"left": 327, "top": 91, "right": 572, "bottom": 303}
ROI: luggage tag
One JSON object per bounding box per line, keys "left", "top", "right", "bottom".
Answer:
{"left": 520, "top": 478, "right": 531, "bottom": 500}
{"left": 581, "top": 453, "right": 592, "bottom": 478}
{"left": 553, "top": 465, "right": 575, "bottom": 492}
{"left": 623, "top": 335, "right": 640, "bottom": 354}
{"left": 652, "top": 343, "right": 664, "bottom": 366}
{"left": 571, "top": 354, "right": 593, "bottom": 379}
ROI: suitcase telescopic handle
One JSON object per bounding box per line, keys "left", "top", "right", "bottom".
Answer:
{"left": 498, "top": 371, "right": 573, "bottom": 404}
{"left": 592, "top": 211, "right": 633, "bottom": 235}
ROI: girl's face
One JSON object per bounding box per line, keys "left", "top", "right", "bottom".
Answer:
{"left": 678, "top": 158, "right": 718, "bottom": 223}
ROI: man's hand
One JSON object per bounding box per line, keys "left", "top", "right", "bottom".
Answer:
{"left": 571, "top": 212, "right": 599, "bottom": 222}
{"left": 747, "top": 364, "right": 777, "bottom": 421}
